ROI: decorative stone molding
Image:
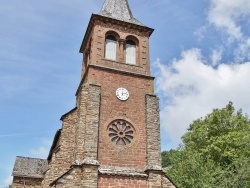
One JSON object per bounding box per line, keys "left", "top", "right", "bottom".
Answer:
{"left": 145, "top": 165, "right": 164, "bottom": 172}
{"left": 108, "top": 119, "right": 134, "bottom": 146}
{"left": 99, "top": 166, "right": 148, "bottom": 177}
{"left": 73, "top": 159, "right": 100, "bottom": 166}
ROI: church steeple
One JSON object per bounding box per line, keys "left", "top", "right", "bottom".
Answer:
{"left": 99, "top": 0, "right": 144, "bottom": 26}
{"left": 79, "top": 0, "right": 154, "bottom": 74}
{"left": 11, "top": 0, "right": 177, "bottom": 187}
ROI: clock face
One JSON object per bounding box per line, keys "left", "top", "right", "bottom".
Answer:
{"left": 116, "top": 88, "right": 129, "bottom": 101}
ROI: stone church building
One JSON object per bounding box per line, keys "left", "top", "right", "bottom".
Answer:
{"left": 12, "top": 0, "right": 176, "bottom": 187}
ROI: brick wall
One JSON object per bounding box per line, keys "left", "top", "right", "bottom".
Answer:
{"left": 85, "top": 67, "right": 154, "bottom": 170}
{"left": 82, "top": 19, "right": 151, "bottom": 77}
{"left": 98, "top": 175, "right": 148, "bottom": 188}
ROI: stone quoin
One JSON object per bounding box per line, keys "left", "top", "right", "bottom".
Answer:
{"left": 12, "top": 0, "right": 177, "bottom": 187}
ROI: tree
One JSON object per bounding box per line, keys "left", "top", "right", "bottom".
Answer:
{"left": 161, "top": 150, "right": 178, "bottom": 168}
{"left": 164, "top": 102, "right": 250, "bottom": 188}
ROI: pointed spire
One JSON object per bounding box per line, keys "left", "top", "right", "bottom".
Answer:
{"left": 99, "top": 0, "right": 144, "bottom": 26}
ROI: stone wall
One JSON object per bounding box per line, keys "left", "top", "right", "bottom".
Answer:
{"left": 145, "top": 94, "right": 162, "bottom": 169}
{"left": 83, "top": 84, "right": 101, "bottom": 160}
{"left": 42, "top": 109, "right": 77, "bottom": 187}
{"left": 12, "top": 177, "right": 43, "bottom": 188}
{"left": 74, "top": 83, "right": 89, "bottom": 161}
{"left": 146, "top": 94, "right": 174, "bottom": 188}
{"left": 162, "top": 176, "right": 177, "bottom": 188}
{"left": 147, "top": 171, "right": 163, "bottom": 188}
{"left": 52, "top": 167, "right": 82, "bottom": 188}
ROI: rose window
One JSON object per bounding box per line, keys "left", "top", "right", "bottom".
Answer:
{"left": 108, "top": 120, "right": 134, "bottom": 146}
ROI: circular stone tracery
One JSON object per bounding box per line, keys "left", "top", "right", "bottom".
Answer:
{"left": 108, "top": 120, "right": 134, "bottom": 146}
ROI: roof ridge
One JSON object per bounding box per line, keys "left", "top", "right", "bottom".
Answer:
{"left": 16, "top": 156, "right": 46, "bottom": 160}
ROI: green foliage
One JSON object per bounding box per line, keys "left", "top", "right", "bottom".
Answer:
{"left": 161, "top": 149, "right": 178, "bottom": 168}
{"left": 164, "top": 102, "right": 250, "bottom": 188}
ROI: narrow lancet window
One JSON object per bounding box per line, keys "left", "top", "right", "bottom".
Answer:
{"left": 126, "top": 40, "right": 136, "bottom": 64}
{"left": 105, "top": 35, "right": 117, "bottom": 60}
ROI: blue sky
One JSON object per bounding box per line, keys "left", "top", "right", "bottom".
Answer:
{"left": 1, "top": 0, "right": 250, "bottom": 186}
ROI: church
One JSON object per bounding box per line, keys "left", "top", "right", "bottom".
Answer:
{"left": 12, "top": 0, "right": 176, "bottom": 187}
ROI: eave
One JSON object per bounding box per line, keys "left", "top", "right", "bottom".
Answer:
{"left": 79, "top": 14, "right": 154, "bottom": 53}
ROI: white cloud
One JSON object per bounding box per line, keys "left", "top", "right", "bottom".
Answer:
{"left": 210, "top": 48, "right": 223, "bottom": 66}
{"left": 192, "top": 0, "right": 250, "bottom": 66}
{"left": 3, "top": 175, "right": 12, "bottom": 187}
{"left": 30, "top": 139, "right": 51, "bottom": 159}
{"left": 208, "top": 0, "right": 250, "bottom": 40}
{"left": 155, "top": 49, "right": 250, "bottom": 149}
{"left": 234, "top": 37, "right": 250, "bottom": 62}
{"left": 194, "top": 26, "right": 207, "bottom": 42}
{"left": 207, "top": 0, "right": 250, "bottom": 62}
{"left": 30, "top": 146, "right": 49, "bottom": 159}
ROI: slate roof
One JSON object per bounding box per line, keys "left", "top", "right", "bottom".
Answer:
{"left": 99, "top": 0, "right": 144, "bottom": 26}
{"left": 12, "top": 156, "right": 47, "bottom": 178}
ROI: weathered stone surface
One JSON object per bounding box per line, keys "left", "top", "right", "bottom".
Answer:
{"left": 82, "top": 165, "right": 99, "bottom": 187}
{"left": 75, "top": 83, "right": 89, "bottom": 161}
{"left": 83, "top": 84, "right": 101, "bottom": 160}
{"left": 12, "top": 177, "right": 43, "bottom": 188}
{"left": 162, "top": 176, "right": 177, "bottom": 188}
{"left": 146, "top": 94, "right": 162, "bottom": 169}
{"left": 148, "top": 171, "right": 163, "bottom": 188}
{"left": 52, "top": 167, "right": 82, "bottom": 188}
{"left": 41, "top": 108, "right": 77, "bottom": 187}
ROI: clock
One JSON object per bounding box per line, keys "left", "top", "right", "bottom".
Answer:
{"left": 116, "top": 88, "right": 129, "bottom": 101}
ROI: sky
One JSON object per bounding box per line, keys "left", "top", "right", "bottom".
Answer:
{"left": 0, "top": 0, "right": 250, "bottom": 187}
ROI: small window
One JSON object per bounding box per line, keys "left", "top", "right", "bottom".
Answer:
{"left": 105, "top": 35, "right": 117, "bottom": 60}
{"left": 126, "top": 40, "right": 136, "bottom": 64}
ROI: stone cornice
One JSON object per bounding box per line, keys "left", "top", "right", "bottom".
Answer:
{"left": 99, "top": 166, "right": 148, "bottom": 178}
{"left": 75, "top": 63, "right": 155, "bottom": 96}
{"left": 12, "top": 174, "right": 44, "bottom": 179}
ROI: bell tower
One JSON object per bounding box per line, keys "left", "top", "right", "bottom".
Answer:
{"left": 80, "top": 0, "right": 153, "bottom": 169}
{"left": 12, "top": 0, "right": 176, "bottom": 187}
{"left": 74, "top": 0, "right": 176, "bottom": 187}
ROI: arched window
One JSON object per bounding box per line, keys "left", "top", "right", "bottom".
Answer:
{"left": 126, "top": 40, "right": 136, "bottom": 65}
{"left": 105, "top": 35, "right": 117, "bottom": 60}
